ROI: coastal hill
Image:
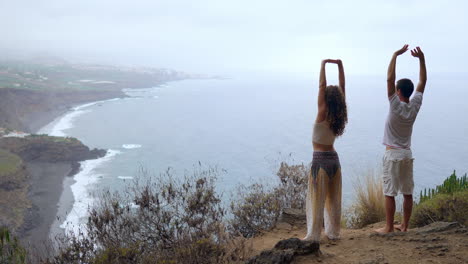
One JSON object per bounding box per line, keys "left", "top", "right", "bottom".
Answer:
{"left": 0, "top": 59, "right": 202, "bottom": 132}
{"left": 0, "top": 135, "right": 106, "bottom": 244}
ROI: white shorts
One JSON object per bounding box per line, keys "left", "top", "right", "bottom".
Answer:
{"left": 382, "top": 149, "right": 414, "bottom": 196}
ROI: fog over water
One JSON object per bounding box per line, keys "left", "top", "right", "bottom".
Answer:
{"left": 2, "top": 0, "right": 468, "bottom": 75}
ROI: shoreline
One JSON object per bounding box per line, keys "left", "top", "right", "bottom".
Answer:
{"left": 21, "top": 92, "right": 128, "bottom": 248}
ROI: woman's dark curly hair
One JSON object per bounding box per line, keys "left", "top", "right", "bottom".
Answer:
{"left": 325, "top": 85, "right": 347, "bottom": 136}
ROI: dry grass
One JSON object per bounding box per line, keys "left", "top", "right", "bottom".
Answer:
{"left": 345, "top": 169, "right": 386, "bottom": 228}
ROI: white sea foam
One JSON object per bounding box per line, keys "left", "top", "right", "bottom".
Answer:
{"left": 117, "top": 176, "right": 134, "bottom": 180}
{"left": 122, "top": 144, "right": 142, "bottom": 149}
{"left": 49, "top": 109, "right": 91, "bottom": 137}
{"left": 60, "top": 149, "right": 121, "bottom": 235}
{"left": 73, "top": 98, "right": 121, "bottom": 111}
{"left": 44, "top": 98, "right": 122, "bottom": 136}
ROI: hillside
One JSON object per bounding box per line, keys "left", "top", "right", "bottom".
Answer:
{"left": 0, "top": 59, "right": 197, "bottom": 132}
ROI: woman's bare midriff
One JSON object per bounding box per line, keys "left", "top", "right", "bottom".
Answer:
{"left": 313, "top": 142, "right": 335, "bottom": 152}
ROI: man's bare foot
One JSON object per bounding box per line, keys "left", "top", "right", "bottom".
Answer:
{"left": 394, "top": 224, "right": 408, "bottom": 232}
{"left": 374, "top": 226, "right": 394, "bottom": 234}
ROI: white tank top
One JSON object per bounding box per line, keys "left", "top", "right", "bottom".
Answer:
{"left": 313, "top": 120, "right": 336, "bottom": 145}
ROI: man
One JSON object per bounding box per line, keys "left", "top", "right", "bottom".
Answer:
{"left": 376, "top": 44, "right": 427, "bottom": 233}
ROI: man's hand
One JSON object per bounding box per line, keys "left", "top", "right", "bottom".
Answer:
{"left": 394, "top": 44, "right": 409, "bottom": 56}
{"left": 413, "top": 46, "right": 427, "bottom": 93}
{"left": 411, "top": 47, "right": 425, "bottom": 60}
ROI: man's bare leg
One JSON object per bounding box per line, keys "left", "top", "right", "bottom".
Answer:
{"left": 395, "top": 194, "right": 413, "bottom": 232}
{"left": 375, "top": 195, "right": 395, "bottom": 233}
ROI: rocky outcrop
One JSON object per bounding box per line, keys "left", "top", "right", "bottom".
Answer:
{"left": 247, "top": 209, "right": 319, "bottom": 264}
{"left": 247, "top": 238, "right": 319, "bottom": 264}
{"left": 0, "top": 135, "right": 106, "bottom": 162}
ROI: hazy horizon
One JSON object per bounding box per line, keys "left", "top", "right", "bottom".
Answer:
{"left": 2, "top": 0, "right": 468, "bottom": 76}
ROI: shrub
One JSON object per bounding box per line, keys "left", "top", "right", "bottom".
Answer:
{"left": 345, "top": 169, "right": 385, "bottom": 228}
{"left": 229, "top": 183, "right": 282, "bottom": 238}
{"left": 275, "top": 162, "right": 309, "bottom": 210}
{"left": 229, "top": 162, "right": 309, "bottom": 237}
{"left": 47, "top": 167, "right": 250, "bottom": 264}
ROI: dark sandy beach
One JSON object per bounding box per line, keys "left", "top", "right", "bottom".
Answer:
{"left": 21, "top": 162, "right": 74, "bottom": 248}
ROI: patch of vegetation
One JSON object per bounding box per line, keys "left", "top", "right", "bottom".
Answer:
{"left": 46, "top": 167, "right": 251, "bottom": 264}
{"left": 0, "top": 149, "right": 22, "bottom": 175}
{"left": 0, "top": 227, "right": 27, "bottom": 264}
{"left": 26, "top": 134, "right": 79, "bottom": 143}
{"left": 412, "top": 171, "right": 468, "bottom": 227}
{"left": 419, "top": 171, "right": 467, "bottom": 203}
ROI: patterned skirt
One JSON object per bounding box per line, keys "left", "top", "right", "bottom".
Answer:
{"left": 311, "top": 151, "right": 341, "bottom": 181}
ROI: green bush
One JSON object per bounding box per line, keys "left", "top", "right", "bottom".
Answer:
{"left": 0, "top": 227, "right": 26, "bottom": 264}
{"left": 411, "top": 189, "right": 468, "bottom": 227}
{"left": 419, "top": 171, "right": 467, "bottom": 203}
{"left": 412, "top": 171, "right": 468, "bottom": 227}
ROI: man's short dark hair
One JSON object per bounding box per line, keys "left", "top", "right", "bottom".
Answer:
{"left": 396, "top": 78, "right": 414, "bottom": 98}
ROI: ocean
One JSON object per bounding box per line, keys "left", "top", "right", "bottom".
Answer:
{"left": 39, "top": 73, "right": 468, "bottom": 234}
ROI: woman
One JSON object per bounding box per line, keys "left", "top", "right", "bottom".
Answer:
{"left": 303, "top": 59, "right": 347, "bottom": 242}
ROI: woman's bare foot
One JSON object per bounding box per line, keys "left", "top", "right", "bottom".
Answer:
{"left": 394, "top": 224, "right": 408, "bottom": 232}
{"left": 374, "top": 226, "right": 394, "bottom": 234}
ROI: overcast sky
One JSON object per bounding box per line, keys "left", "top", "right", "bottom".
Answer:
{"left": 2, "top": 0, "right": 467, "bottom": 75}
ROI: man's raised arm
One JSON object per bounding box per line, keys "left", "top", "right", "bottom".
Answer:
{"left": 411, "top": 47, "right": 427, "bottom": 94}
{"left": 387, "top": 44, "right": 409, "bottom": 98}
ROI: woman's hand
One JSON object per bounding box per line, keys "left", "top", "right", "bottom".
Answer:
{"left": 323, "top": 59, "right": 342, "bottom": 64}
{"left": 394, "top": 44, "right": 409, "bottom": 56}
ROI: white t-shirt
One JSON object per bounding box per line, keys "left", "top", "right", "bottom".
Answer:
{"left": 383, "top": 91, "right": 423, "bottom": 149}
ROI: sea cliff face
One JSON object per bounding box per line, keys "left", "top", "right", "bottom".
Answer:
{"left": 0, "top": 135, "right": 106, "bottom": 241}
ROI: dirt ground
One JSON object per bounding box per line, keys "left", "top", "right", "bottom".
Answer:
{"left": 249, "top": 221, "right": 468, "bottom": 264}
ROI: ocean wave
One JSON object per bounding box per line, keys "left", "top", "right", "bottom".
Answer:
{"left": 60, "top": 149, "right": 121, "bottom": 235}
{"left": 117, "top": 176, "right": 134, "bottom": 180}
{"left": 122, "top": 87, "right": 162, "bottom": 98}
{"left": 122, "top": 144, "right": 142, "bottom": 149}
